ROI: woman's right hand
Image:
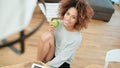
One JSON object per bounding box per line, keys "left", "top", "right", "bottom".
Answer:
{"left": 48, "top": 22, "right": 55, "bottom": 33}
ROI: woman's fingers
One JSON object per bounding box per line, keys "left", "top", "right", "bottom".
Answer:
{"left": 48, "top": 22, "right": 55, "bottom": 32}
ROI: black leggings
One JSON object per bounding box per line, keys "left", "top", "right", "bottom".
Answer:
{"left": 52, "top": 56, "right": 70, "bottom": 68}
{"left": 59, "top": 62, "right": 70, "bottom": 68}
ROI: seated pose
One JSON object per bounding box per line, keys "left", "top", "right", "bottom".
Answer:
{"left": 37, "top": 0, "right": 94, "bottom": 68}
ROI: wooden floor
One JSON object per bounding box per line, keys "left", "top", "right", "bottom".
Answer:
{"left": 0, "top": 4, "right": 120, "bottom": 68}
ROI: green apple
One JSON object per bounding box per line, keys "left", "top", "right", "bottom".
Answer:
{"left": 52, "top": 19, "right": 59, "bottom": 28}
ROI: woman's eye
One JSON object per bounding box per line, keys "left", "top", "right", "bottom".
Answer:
{"left": 66, "top": 12, "right": 69, "bottom": 15}
{"left": 72, "top": 16, "right": 76, "bottom": 19}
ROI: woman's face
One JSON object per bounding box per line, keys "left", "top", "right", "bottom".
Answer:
{"left": 63, "top": 7, "right": 78, "bottom": 29}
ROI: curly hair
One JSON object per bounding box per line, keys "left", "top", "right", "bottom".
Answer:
{"left": 58, "top": 0, "right": 94, "bottom": 31}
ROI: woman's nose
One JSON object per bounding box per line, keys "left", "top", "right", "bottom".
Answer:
{"left": 66, "top": 16, "right": 71, "bottom": 20}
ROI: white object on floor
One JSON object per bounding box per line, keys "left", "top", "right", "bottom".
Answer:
{"left": 0, "top": 0, "right": 37, "bottom": 40}
{"left": 31, "top": 63, "right": 47, "bottom": 68}
{"left": 39, "top": 3, "right": 59, "bottom": 22}
{"left": 105, "top": 49, "right": 120, "bottom": 68}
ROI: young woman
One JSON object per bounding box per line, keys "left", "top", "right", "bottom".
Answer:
{"left": 37, "top": 0, "right": 94, "bottom": 68}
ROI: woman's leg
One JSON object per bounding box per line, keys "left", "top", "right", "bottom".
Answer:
{"left": 44, "top": 37, "right": 55, "bottom": 62}
{"left": 37, "top": 31, "right": 55, "bottom": 62}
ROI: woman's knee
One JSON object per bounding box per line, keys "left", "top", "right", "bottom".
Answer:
{"left": 40, "top": 31, "right": 53, "bottom": 42}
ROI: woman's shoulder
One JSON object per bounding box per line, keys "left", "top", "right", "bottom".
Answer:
{"left": 74, "top": 32, "right": 82, "bottom": 40}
